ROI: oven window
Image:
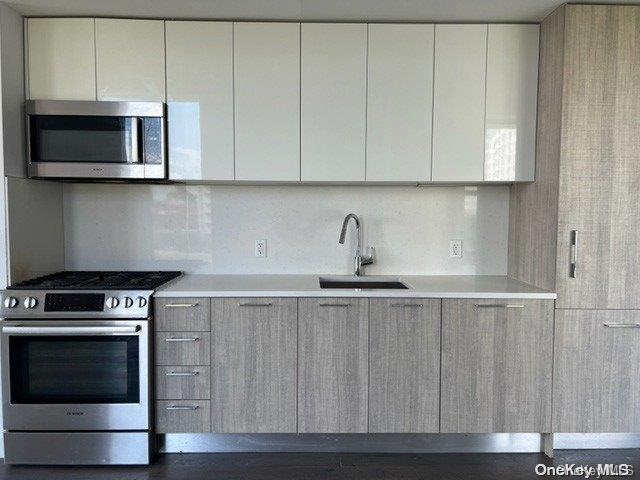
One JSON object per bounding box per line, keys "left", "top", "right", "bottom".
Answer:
{"left": 9, "top": 336, "right": 139, "bottom": 404}
{"left": 30, "top": 115, "right": 139, "bottom": 164}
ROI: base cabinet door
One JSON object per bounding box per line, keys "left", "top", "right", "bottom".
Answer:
{"left": 298, "top": 298, "right": 368, "bottom": 433}
{"left": 441, "top": 299, "right": 553, "bottom": 433}
{"left": 369, "top": 299, "right": 440, "bottom": 432}
{"left": 211, "top": 298, "right": 297, "bottom": 432}
{"left": 553, "top": 310, "right": 640, "bottom": 432}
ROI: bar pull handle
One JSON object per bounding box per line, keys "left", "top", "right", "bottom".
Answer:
{"left": 164, "top": 303, "right": 199, "bottom": 308}
{"left": 474, "top": 304, "right": 525, "bottom": 309}
{"left": 166, "top": 405, "right": 199, "bottom": 411}
{"left": 238, "top": 302, "right": 273, "bottom": 307}
{"left": 165, "top": 337, "right": 199, "bottom": 342}
{"left": 603, "top": 323, "right": 640, "bottom": 328}
{"left": 569, "top": 230, "right": 578, "bottom": 278}
{"left": 390, "top": 303, "right": 424, "bottom": 308}
{"left": 319, "top": 303, "right": 351, "bottom": 308}
{"left": 165, "top": 371, "right": 199, "bottom": 376}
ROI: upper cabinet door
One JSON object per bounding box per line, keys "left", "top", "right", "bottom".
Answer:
{"left": 166, "top": 21, "right": 234, "bottom": 181}
{"left": 27, "top": 18, "right": 96, "bottom": 100}
{"left": 95, "top": 19, "right": 165, "bottom": 101}
{"left": 301, "top": 24, "right": 367, "bottom": 182}
{"left": 234, "top": 22, "right": 300, "bottom": 181}
{"left": 366, "top": 24, "right": 434, "bottom": 182}
{"left": 484, "top": 24, "right": 539, "bottom": 182}
{"left": 432, "top": 25, "right": 487, "bottom": 182}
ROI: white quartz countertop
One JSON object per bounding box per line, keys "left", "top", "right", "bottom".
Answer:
{"left": 155, "top": 274, "right": 556, "bottom": 299}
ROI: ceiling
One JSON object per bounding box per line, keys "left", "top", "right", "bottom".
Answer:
{"left": 4, "top": 0, "right": 639, "bottom": 22}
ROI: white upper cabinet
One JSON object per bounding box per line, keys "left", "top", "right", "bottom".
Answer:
{"left": 26, "top": 18, "right": 96, "bottom": 100}
{"left": 432, "top": 24, "right": 487, "bottom": 182}
{"left": 484, "top": 24, "right": 539, "bottom": 182}
{"left": 366, "top": 24, "right": 434, "bottom": 182}
{"left": 95, "top": 19, "right": 165, "bottom": 101}
{"left": 234, "top": 22, "right": 300, "bottom": 181}
{"left": 301, "top": 24, "right": 367, "bottom": 182}
{"left": 166, "top": 21, "right": 234, "bottom": 181}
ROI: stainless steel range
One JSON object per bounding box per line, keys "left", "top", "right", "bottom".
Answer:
{"left": 0, "top": 271, "right": 180, "bottom": 465}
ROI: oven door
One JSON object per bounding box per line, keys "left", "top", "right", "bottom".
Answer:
{"left": 26, "top": 100, "right": 165, "bottom": 180}
{"left": 1, "top": 320, "right": 149, "bottom": 431}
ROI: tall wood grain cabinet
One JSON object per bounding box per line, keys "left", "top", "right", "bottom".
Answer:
{"left": 509, "top": 4, "right": 640, "bottom": 432}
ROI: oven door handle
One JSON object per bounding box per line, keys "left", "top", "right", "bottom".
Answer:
{"left": 1, "top": 325, "right": 141, "bottom": 335}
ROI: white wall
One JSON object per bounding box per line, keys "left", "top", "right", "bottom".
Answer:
{"left": 63, "top": 184, "right": 509, "bottom": 275}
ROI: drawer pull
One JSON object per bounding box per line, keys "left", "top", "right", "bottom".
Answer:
{"left": 569, "top": 230, "right": 578, "bottom": 278}
{"left": 603, "top": 323, "right": 640, "bottom": 329}
{"left": 164, "top": 303, "right": 199, "bottom": 308}
{"left": 319, "top": 303, "right": 351, "bottom": 308}
{"left": 391, "top": 303, "right": 423, "bottom": 308}
{"left": 166, "top": 371, "right": 199, "bottom": 376}
{"left": 239, "top": 302, "right": 273, "bottom": 307}
{"left": 165, "top": 337, "right": 199, "bottom": 342}
{"left": 474, "top": 304, "right": 525, "bottom": 309}
{"left": 166, "top": 405, "right": 199, "bottom": 411}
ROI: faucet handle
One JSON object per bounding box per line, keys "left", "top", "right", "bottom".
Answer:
{"left": 361, "top": 246, "right": 375, "bottom": 265}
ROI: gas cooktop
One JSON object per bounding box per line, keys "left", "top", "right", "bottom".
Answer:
{"left": 8, "top": 271, "right": 182, "bottom": 290}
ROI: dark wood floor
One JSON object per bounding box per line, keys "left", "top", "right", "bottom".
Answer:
{"left": 1, "top": 450, "right": 639, "bottom": 480}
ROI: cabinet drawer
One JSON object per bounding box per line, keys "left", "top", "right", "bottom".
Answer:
{"left": 155, "top": 400, "right": 211, "bottom": 433}
{"left": 155, "top": 332, "right": 211, "bottom": 365}
{"left": 155, "top": 298, "right": 211, "bottom": 331}
{"left": 155, "top": 366, "right": 210, "bottom": 400}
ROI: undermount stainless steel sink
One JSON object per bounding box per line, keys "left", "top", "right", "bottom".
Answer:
{"left": 319, "top": 276, "right": 409, "bottom": 290}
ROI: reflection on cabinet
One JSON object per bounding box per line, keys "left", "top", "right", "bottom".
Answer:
{"left": 366, "top": 24, "right": 434, "bottom": 182}
{"left": 298, "top": 298, "right": 368, "bottom": 433}
{"left": 484, "top": 24, "right": 539, "bottom": 182}
{"left": 432, "top": 24, "right": 487, "bottom": 182}
{"left": 234, "top": 22, "right": 300, "bottom": 181}
{"left": 301, "top": 24, "right": 367, "bottom": 181}
{"left": 26, "top": 18, "right": 96, "bottom": 100}
{"left": 95, "top": 19, "right": 165, "bottom": 101}
{"left": 211, "top": 298, "right": 297, "bottom": 433}
{"left": 166, "top": 21, "right": 234, "bottom": 181}
{"left": 441, "top": 299, "right": 553, "bottom": 433}
{"left": 553, "top": 310, "right": 640, "bottom": 432}
{"left": 369, "top": 299, "right": 440, "bottom": 433}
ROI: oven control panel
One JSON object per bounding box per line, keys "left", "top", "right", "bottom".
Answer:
{"left": 0, "top": 290, "right": 153, "bottom": 319}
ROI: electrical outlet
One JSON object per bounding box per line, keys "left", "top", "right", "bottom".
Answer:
{"left": 449, "top": 240, "right": 463, "bottom": 258}
{"left": 255, "top": 239, "right": 267, "bottom": 257}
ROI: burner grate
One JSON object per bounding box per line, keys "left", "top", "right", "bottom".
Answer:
{"left": 9, "top": 271, "right": 181, "bottom": 290}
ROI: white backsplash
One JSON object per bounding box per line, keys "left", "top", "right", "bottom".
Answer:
{"left": 63, "top": 184, "right": 509, "bottom": 275}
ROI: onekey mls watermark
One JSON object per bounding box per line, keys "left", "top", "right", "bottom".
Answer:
{"left": 535, "top": 463, "right": 634, "bottom": 478}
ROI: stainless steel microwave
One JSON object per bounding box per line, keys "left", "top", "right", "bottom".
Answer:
{"left": 26, "top": 100, "right": 166, "bottom": 180}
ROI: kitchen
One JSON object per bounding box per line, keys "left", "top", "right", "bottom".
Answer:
{"left": 0, "top": 0, "right": 637, "bottom": 478}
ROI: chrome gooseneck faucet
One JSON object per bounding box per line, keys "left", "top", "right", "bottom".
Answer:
{"left": 338, "top": 213, "right": 375, "bottom": 276}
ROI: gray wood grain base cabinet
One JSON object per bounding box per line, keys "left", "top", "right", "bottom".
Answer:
{"left": 298, "top": 298, "right": 369, "bottom": 433}
{"left": 369, "top": 298, "right": 440, "bottom": 433}
{"left": 211, "top": 298, "right": 297, "bottom": 433}
{"left": 553, "top": 310, "right": 640, "bottom": 432}
{"left": 441, "top": 299, "right": 553, "bottom": 433}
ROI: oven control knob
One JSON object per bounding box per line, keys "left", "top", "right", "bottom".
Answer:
{"left": 136, "top": 296, "right": 148, "bottom": 308}
{"left": 106, "top": 297, "right": 120, "bottom": 309}
{"left": 123, "top": 297, "right": 134, "bottom": 308}
{"left": 24, "top": 297, "right": 38, "bottom": 309}
{"left": 3, "top": 297, "right": 18, "bottom": 308}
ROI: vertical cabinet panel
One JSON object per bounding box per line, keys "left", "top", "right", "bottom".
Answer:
{"left": 369, "top": 299, "right": 440, "bottom": 433}
{"left": 26, "top": 18, "right": 96, "bottom": 100}
{"left": 484, "top": 24, "right": 539, "bottom": 182}
{"left": 298, "top": 298, "right": 368, "bottom": 433}
{"left": 366, "top": 24, "right": 434, "bottom": 182}
{"left": 166, "top": 21, "right": 234, "bottom": 181}
{"left": 432, "top": 25, "right": 487, "bottom": 182}
{"left": 301, "top": 24, "right": 367, "bottom": 181}
{"left": 553, "top": 310, "right": 640, "bottom": 432}
{"left": 95, "top": 19, "right": 165, "bottom": 101}
{"left": 211, "top": 298, "right": 297, "bottom": 433}
{"left": 441, "top": 299, "right": 553, "bottom": 433}
{"left": 234, "top": 22, "right": 300, "bottom": 181}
